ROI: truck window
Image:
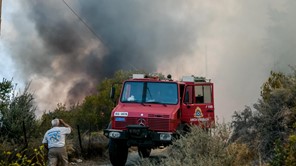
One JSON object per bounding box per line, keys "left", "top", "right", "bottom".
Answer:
{"left": 121, "top": 82, "right": 144, "bottom": 102}
{"left": 121, "top": 81, "right": 178, "bottom": 104}
{"left": 146, "top": 82, "right": 178, "bottom": 104}
{"left": 194, "top": 85, "right": 212, "bottom": 104}
{"left": 184, "top": 86, "right": 193, "bottom": 104}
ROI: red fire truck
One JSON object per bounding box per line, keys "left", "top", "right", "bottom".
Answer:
{"left": 104, "top": 74, "right": 215, "bottom": 166}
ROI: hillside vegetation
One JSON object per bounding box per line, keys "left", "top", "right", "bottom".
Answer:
{"left": 0, "top": 69, "right": 295, "bottom": 165}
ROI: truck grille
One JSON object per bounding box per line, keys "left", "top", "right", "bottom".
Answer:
{"left": 114, "top": 117, "right": 170, "bottom": 131}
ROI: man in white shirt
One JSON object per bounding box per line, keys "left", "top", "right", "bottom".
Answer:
{"left": 42, "top": 118, "right": 72, "bottom": 166}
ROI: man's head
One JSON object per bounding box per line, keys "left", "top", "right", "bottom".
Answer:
{"left": 51, "top": 118, "right": 60, "bottom": 127}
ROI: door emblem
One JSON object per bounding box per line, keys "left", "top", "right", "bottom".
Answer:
{"left": 194, "top": 107, "right": 203, "bottom": 118}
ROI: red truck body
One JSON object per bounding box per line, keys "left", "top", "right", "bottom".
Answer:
{"left": 104, "top": 74, "right": 215, "bottom": 165}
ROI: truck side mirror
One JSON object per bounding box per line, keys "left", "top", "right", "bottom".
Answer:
{"left": 110, "top": 86, "right": 115, "bottom": 99}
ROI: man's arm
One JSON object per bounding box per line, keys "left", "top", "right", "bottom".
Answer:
{"left": 59, "top": 119, "right": 73, "bottom": 131}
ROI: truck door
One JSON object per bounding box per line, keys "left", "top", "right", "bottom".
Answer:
{"left": 181, "top": 84, "right": 214, "bottom": 127}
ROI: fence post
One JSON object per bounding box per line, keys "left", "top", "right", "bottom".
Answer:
{"left": 88, "top": 123, "right": 91, "bottom": 155}
{"left": 22, "top": 121, "right": 28, "bottom": 148}
{"left": 77, "top": 125, "right": 83, "bottom": 155}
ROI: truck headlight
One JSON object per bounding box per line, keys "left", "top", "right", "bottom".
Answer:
{"left": 160, "top": 133, "right": 172, "bottom": 141}
{"left": 109, "top": 131, "right": 121, "bottom": 138}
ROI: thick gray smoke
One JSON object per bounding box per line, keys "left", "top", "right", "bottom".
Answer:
{"left": 24, "top": 0, "right": 203, "bottom": 109}
{"left": 2, "top": 0, "right": 296, "bottom": 120}
{"left": 8, "top": 0, "right": 203, "bottom": 112}
{"left": 76, "top": 0, "right": 201, "bottom": 75}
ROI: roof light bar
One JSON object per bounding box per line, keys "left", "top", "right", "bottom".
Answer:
{"left": 182, "top": 76, "right": 194, "bottom": 82}
{"left": 132, "top": 74, "right": 145, "bottom": 79}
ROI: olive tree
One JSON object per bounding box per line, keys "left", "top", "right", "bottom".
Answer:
{"left": 0, "top": 79, "right": 37, "bottom": 144}
{"left": 231, "top": 69, "right": 296, "bottom": 162}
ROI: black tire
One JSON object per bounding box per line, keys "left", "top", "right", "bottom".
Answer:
{"left": 109, "top": 139, "right": 128, "bottom": 166}
{"left": 138, "top": 147, "right": 151, "bottom": 158}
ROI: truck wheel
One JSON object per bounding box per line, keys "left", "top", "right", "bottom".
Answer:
{"left": 138, "top": 147, "right": 151, "bottom": 158}
{"left": 109, "top": 139, "right": 128, "bottom": 166}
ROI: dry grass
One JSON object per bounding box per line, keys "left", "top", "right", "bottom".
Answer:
{"left": 135, "top": 124, "right": 258, "bottom": 166}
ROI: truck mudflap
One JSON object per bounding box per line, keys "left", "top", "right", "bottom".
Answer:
{"left": 103, "top": 125, "right": 173, "bottom": 146}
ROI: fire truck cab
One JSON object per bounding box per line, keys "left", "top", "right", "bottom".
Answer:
{"left": 104, "top": 74, "right": 215, "bottom": 166}
{"left": 180, "top": 76, "right": 215, "bottom": 128}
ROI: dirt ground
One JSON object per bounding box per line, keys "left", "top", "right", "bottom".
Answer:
{"left": 70, "top": 148, "right": 168, "bottom": 166}
{"left": 70, "top": 158, "right": 110, "bottom": 166}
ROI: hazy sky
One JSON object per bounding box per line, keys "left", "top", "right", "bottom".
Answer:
{"left": 1, "top": 0, "right": 296, "bottom": 121}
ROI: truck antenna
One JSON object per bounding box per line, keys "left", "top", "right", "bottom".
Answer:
{"left": 205, "top": 45, "right": 208, "bottom": 77}
{"left": 0, "top": 0, "right": 2, "bottom": 36}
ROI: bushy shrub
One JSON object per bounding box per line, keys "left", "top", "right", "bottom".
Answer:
{"left": 230, "top": 69, "right": 296, "bottom": 163}
{"left": 0, "top": 80, "right": 37, "bottom": 144}
{"left": 136, "top": 123, "right": 256, "bottom": 166}
{"left": 270, "top": 133, "right": 296, "bottom": 166}
{"left": 227, "top": 143, "right": 257, "bottom": 166}
{"left": 0, "top": 145, "right": 46, "bottom": 166}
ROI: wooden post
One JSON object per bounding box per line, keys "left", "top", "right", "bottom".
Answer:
{"left": 77, "top": 125, "right": 83, "bottom": 154}
{"left": 88, "top": 123, "right": 91, "bottom": 155}
{"left": 22, "top": 121, "right": 28, "bottom": 148}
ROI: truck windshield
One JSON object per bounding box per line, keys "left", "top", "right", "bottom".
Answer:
{"left": 121, "top": 81, "right": 178, "bottom": 105}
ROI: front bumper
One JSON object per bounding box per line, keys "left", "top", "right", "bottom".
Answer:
{"left": 104, "top": 125, "right": 173, "bottom": 147}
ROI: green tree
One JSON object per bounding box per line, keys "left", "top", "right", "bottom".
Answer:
{"left": 37, "top": 103, "right": 80, "bottom": 136}
{"left": 260, "top": 71, "right": 288, "bottom": 102}
{"left": 231, "top": 69, "right": 296, "bottom": 163}
{"left": 0, "top": 80, "right": 37, "bottom": 144}
{"left": 0, "top": 78, "right": 13, "bottom": 112}
{"left": 230, "top": 106, "right": 257, "bottom": 147}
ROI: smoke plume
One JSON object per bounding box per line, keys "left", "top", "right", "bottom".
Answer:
{"left": 8, "top": 0, "right": 203, "bottom": 113}
{"left": 2, "top": 0, "right": 296, "bottom": 120}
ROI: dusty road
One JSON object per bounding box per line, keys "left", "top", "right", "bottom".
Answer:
{"left": 73, "top": 148, "right": 168, "bottom": 166}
